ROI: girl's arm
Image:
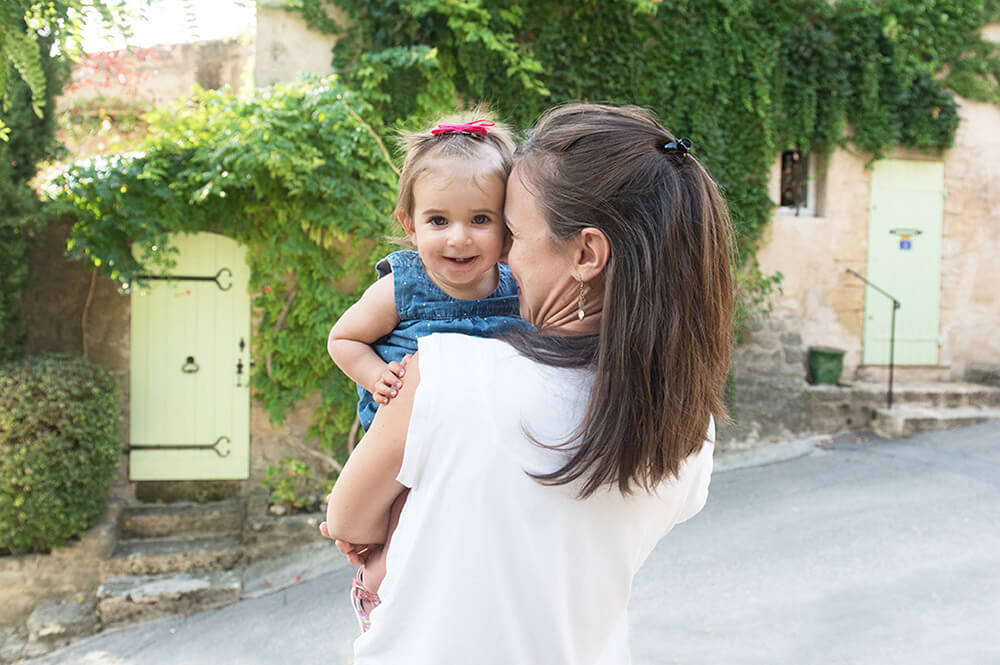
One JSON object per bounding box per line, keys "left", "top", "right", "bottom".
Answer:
{"left": 324, "top": 353, "right": 420, "bottom": 545}
{"left": 328, "top": 274, "right": 403, "bottom": 400}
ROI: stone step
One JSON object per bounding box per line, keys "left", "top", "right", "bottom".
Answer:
{"left": 871, "top": 405, "right": 1000, "bottom": 439}
{"left": 97, "top": 570, "right": 241, "bottom": 628}
{"left": 22, "top": 595, "right": 98, "bottom": 659}
{"left": 119, "top": 499, "right": 243, "bottom": 539}
{"left": 101, "top": 535, "right": 243, "bottom": 577}
{"left": 852, "top": 382, "right": 1000, "bottom": 409}
{"left": 855, "top": 365, "right": 951, "bottom": 384}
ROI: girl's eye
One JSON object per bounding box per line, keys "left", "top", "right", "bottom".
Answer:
{"left": 428, "top": 216, "right": 447, "bottom": 226}
{"left": 472, "top": 214, "right": 491, "bottom": 225}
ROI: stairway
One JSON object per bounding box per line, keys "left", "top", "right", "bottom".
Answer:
{"left": 96, "top": 500, "right": 245, "bottom": 627}
{"left": 861, "top": 381, "right": 1000, "bottom": 438}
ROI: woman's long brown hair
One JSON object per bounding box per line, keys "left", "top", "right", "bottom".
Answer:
{"left": 505, "top": 103, "right": 735, "bottom": 498}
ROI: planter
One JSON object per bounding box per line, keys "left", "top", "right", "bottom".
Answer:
{"left": 808, "top": 346, "right": 846, "bottom": 385}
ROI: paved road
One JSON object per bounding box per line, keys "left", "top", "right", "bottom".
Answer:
{"left": 30, "top": 422, "right": 1000, "bottom": 665}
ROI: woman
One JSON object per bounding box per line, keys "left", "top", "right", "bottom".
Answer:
{"left": 321, "top": 103, "right": 735, "bottom": 664}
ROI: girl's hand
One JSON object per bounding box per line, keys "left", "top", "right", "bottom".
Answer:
{"left": 335, "top": 539, "right": 382, "bottom": 567}
{"left": 372, "top": 354, "right": 411, "bottom": 404}
{"left": 318, "top": 520, "right": 379, "bottom": 565}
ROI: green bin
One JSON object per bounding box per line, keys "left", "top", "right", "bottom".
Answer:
{"left": 808, "top": 346, "right": 845, "bottom": 385}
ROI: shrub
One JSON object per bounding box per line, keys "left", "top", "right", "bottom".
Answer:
{"left": 0, "top": 354, "right": 121, "bottom": 554}
{"left": 261, "top": 458, "right": 330, "bottom": 514}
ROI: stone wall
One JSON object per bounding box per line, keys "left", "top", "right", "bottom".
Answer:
{"left": 23, "top": 221, "right": 133, "bottom": 500}
{"left": 254, "top": 1, "right": 339, "bottom": 88}
{"left": 0, "top": 504, "right": 118, "bottom": 626}
{"left": 58, "top": 38, "right": 252, "bottom": 108}
{"left": 720, "top": 312, "right": 810, "bottom": 448}
{"left": 720, "top": 310, "right": 879, "bottom": 448}
{"left": 757, "top": 147, "right": 873, "bottom": 383}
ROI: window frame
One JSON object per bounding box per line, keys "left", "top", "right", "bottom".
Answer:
{"left": 778, "top": 149, "right": 817, "bottom": 218}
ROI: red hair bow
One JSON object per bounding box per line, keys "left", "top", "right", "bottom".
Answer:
{"left": 431, "top": 119, "right": 494, "bottom": 136}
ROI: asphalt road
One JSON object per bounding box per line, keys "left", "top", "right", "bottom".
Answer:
{"left": 29, "top": 421, "right": 1000, "bottom": 665}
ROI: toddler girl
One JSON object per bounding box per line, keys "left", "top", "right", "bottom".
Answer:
{"left": 327, "top": 111, "right": 522, "bottom": 632}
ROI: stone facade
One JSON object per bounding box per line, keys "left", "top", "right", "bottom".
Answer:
{"left": 254, "top": 1, "right": 339, "bottom": 88}
{"left": 757, "top": 23, "right": 1000, "bottom": 382}
{"left": 0, "top": 503, "right": 117, "bottom": 626}
{"left": 58, "top": 38, "right": 252, "bottom": 108}
{"left": 720, "top": 312, "right": 810, "bottom": 447}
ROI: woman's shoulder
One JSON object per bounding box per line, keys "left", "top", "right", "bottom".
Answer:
{"left": 416, "top": 334, "right": 550, "bottom": 392}
{"left": 417, "top": 333, "right": 593, "bottom": 424}
{"left": 417, "top": 332, "right": 517, "bottom": 364}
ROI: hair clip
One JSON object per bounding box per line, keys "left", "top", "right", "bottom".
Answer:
{"left": 431, "top": 119, "right": 494, "bottom": 137}
{"left": 662, "top": 137, "right": 692, "bottom": 156}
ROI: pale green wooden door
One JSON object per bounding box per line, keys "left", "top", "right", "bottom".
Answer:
{"left": 863, "top": 160, "right": 944, "bottom": 365}
{"left": 129, "top": 232, "right": 251, "bottom": 480}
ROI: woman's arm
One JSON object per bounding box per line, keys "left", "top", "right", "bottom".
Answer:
{"left": 324, "top": 353, "right": 421, "bottom": 545}
{"left": 328, "top": 275, "right": 403, "bottom": 401}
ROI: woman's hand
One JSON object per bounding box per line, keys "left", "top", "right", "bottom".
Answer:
{"left": 372, "top": 354, "right": 411, "bottom": 404}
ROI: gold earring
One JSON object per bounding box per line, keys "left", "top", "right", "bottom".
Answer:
{"left": 577, "top": 279, "right": 586, "bottom": 321}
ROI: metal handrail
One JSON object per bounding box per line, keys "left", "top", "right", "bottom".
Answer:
{"left": 846, "top": 269, "right": 901, "bottom": 409}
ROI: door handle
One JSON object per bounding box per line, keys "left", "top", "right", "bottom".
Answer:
{"left": 182, "top": 356, "right": 199, "bottom": 374}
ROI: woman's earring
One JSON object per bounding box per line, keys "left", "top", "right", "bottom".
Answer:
{"left": 577, "top": 279, "right": 586, "bottom": 321}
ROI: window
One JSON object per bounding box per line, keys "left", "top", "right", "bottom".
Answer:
{"left": 779, "top": 148, "right": 817, "bottom": 216}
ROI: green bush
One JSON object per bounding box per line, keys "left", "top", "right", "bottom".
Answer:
{"left": 0, "top": 354, "right": 121, "bottom": 555}
{"left": 262, "top": 458, "right": 331, "bottom": 514}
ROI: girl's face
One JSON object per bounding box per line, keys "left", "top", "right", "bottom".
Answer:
{"left": 503, "top": 165, "right": 577, "bottom": 329}
{"left": 401, "top": 158, "right": 508, "bottom": 300}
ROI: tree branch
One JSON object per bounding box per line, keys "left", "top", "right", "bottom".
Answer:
{"left": 342, "top": 99, "right": 400, "bottom": 177}
{"left": 288, "top": 436, "right": 344, "bottom": 473}
{"left": 265, "top": 278, "right": 300, "bottom": 380}
{"left": 82, "top": 266, "right": 98, "bottom": 357}
{"left": 347, "top": 414, "right": 361, "bottom": 454}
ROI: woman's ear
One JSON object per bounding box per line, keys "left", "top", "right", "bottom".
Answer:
{"left": 572, "top": 227, "right": 610, "bottom": 281}
{"left": 498, "top": 232, "right": 512, "bottom": 264}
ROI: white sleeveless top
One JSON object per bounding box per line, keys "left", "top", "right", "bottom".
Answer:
{"left": 353, "top": 333, "right": 715, "bottom": 665}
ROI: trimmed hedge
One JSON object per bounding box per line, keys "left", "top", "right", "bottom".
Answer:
{"left": 0, "top": 354, "right": 121, "bottom": 555}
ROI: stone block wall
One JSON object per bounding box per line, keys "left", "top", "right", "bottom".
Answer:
{"left": 719, "top": 312, "right": 811, "bottom": 448}
{"left": 0, "top": 504, "right": 118, "bottom": 626}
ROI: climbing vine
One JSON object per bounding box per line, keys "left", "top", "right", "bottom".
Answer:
{"left": 45, "top": 76, "right": 399, "bottom": 455}
{"left": 0, "top": 31, "right": 68, "bottom": 364}
{"left": 310, "top": 0, "right": 999, "bottom": 258}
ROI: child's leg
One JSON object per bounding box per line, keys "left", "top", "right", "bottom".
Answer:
{"left": 354, "top": 490, "right": 408, "bottom": 622}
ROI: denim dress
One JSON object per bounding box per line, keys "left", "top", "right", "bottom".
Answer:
{"left": 355, "top": 250, "right": 524, "bottom": 431}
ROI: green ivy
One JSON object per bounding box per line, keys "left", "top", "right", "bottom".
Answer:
{"left": 0, "top": 32, "right": 68, "bottom": 364}
{"left": 45, "top": 76, "right": 399, "bottom": 459}
{"left": 310, "top": 0, "right": 998, "bottom": 259}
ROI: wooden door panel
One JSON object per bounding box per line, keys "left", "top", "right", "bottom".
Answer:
{"left": 863, "top": 160, "right": 943, "bottom": 365}
{"left": 129, "top": 232, "right": 250, "bottom": 480}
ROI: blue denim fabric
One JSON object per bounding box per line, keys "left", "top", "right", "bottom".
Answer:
{"left": 356, "top": 250, "right": 524, "bottom": 430}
